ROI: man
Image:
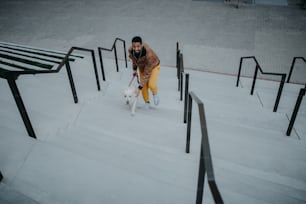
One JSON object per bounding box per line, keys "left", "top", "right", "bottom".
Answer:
{"left": 128, "top": 36, "right": 160, "bottom": 108}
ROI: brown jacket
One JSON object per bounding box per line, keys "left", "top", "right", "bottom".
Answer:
{"left": 128, "top": 43, "right": 160, "bottom": 88}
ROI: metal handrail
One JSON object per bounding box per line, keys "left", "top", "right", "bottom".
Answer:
{"left": 0, "top": 41, "right": 84, "bottom": 59}
{"left": 0, "top": 44, "right": 100, "bottom": 139}
{"left": 62, "top": 47, "right": 101, "bottom": 103}
{"left": 176, "top": 42, "right": 180, "bottom": 80}
{"left": 185, "top": 91, "right": 223, "bottom": 204}
{"left": 176, "top": 43, "right": 190, "bottom": 123}
{"left": 176, "top": 42, "right": 184, "bottom": 95}
{"left": 236, "top": 56, "right": 287, "bottom": 112}
{"left": 286, "top": 84, "right": 306, "bottom": 136}
{"left": 184, "top": 73, "right": 190, "bottom": 123}
{"left": 287, "top": 57, "right": 306, "bottom": 83}
{"left": 98, "top": 38, "right": 127, "bottom": 81}
{"left": 176, "top": 44, "right": 184, "bottom": 96}
{"left": 178, "top": 53, "right": 184, "bottom": 94}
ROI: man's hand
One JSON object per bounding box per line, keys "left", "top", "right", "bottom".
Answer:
{"left": 133, "top": 71, "right": 137, "bottom": 77}
{"left": 135, "top": 88, "right": 141, "bottom": 97}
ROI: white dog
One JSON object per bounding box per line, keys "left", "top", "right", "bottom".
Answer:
{"left": 124, "top": 85, "right": 137, "bottom": 116}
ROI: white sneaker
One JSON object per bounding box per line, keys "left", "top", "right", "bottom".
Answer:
{"left": 153, "top": 94, "right": 159, "bottom": 106}
{"left": 144, "top": 102, "right": 151, "bottom": 109}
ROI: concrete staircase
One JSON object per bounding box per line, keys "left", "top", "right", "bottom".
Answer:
{"left": 1, "top": 56, "right": 306, "bottom": 203}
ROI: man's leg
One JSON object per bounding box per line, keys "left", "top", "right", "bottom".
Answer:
{"left": 148, "top": 64, "right": 160, "bottom": 105}
{"left": 148, "top": 64, "right": 160, "bottom": 95}
{"left": 141, "top": 84, "right": 150, "bottom": 103}
{"left": 139, "top": 70, "right": 150, "bottom": 103}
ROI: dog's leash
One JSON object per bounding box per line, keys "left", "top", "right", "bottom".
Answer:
{"left": 128, "top": 74, "right": 139, "bottom": 87}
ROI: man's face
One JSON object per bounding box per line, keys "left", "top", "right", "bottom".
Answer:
{"left": 132, "top": 42, "right": 142, "bottom": 53}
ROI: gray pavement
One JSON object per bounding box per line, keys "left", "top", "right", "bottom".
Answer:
{"left": 0, "top": 0, "right": 305, "bottom": 83}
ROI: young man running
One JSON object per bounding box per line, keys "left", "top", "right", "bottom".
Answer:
{"left": 128, "top": 36, "right": 160, "bottom": 108}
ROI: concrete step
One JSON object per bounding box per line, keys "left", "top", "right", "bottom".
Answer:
{"left": 0, "top": 183, "right": 39, "bottom": 204}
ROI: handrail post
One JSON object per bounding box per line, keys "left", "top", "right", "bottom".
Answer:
{"left": 178, "top": 53, "right": 181, "bottom": 91}
{"left": 180, "top": 71, "right": 184, "bottom": 101}
{"left": 123, "top": 40, "right": 127, "bottom": 68}
{"left": 114, "top": 44, "right": 119, "bottom": 72}
{"left": 250, "top": 65, "right": 259, "bottom": 95}
{"left": 0, "top": 171, "right": 3, "bottom": 182}
{"left": 186, "top": 93, "right": 193, "bottom": 153}
{"left": 90, "top": 50, "right": 101, "bottom": 91}
{"left": 178, "top": 53, "right": 184, "bottom": 91}
{"left": 287, "top": 57, "right": 297, "bottom": 83}
{"left": 286, "top": 87, "right": 306, "bottom": 136}
{"left": 114, "top": 38, "right": 127, "bottom": 67}
{"left": 236, "top": 57, "right": 243, "bottom": 87}
{"left": 65, "top": 60, "right": 78, "bottom": 104}
{"left": 98, "top": 48, "right": 106, "bottom": 81}
{"left": 176, "top": 42, "right": 179, "bottom": 74}
{"left": 184, "top": 73, "right": 190, "bottom": 123}
{"left": 287, "top": 57, "right": 306, "bottom": 83}
{"left": 273, "top": 74, "right": 286, "bottom": 112}
{"left": 196, "top": 146, "right": 206, "bottom": 204}
{"left": 177, "top": 46, "right": 180, "bottom": 79}
{"left": 7, "top": 76, "right": 37, "bottom": 139}
{"left": 209, "top": 181, "right": 224, "bottom": 203}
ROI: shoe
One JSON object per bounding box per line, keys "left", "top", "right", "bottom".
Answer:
{"left": 153, "top": 94, "right": 159, "bottom": 106}
{"left": 144, "top": 102, "right": 151, "bottom": 109}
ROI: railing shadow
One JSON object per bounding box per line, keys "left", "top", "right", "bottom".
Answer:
{"left": 236, "top": 56, "right": 287, "bottom": 112}
{"left": 98, "top": 38, "right": 127, "bottom": 81}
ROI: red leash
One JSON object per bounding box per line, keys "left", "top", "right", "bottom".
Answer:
{"left": 129, "top": 73, "right": 140, "bottom": 87}
{"left": 128, "top": 75, "right": 136, "bottom": 87}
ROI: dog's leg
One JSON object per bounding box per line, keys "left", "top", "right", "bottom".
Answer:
{"left": 131, "top": 97, "right": 137, "bottom": 116}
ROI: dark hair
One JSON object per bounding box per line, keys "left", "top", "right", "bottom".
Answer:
{"left": 132, "top": 36, "right": 142, "bottom": 43}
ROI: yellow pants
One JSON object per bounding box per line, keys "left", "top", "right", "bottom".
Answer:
{"left": 139, "top": 64, "right": 160, "bottom": 103}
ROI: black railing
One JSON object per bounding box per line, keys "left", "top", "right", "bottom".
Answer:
{"left": 178, "top": 53, "right": 184, "bottom": 99}
{"left": 286, "top": 84, "right": 306, "bottom": 136}
{"left": 176, "top": 42, "right": 180, "bottom": 80}
{"left": 63, "top": 47, "right": 101, "bottom": 103}
{"left": 0, "top": 171, "right": 3, "bottom": 182}
{"left": 236, "top": 56, "right": 287, "bottom": 112}
{"left": 184, "top": 73, "right": 190, "bottom": 123}
{"left": 176, "top": 43, "right": 190, "bottom": 123}
{"left": 176, "top": 43, "right": 185, "bottom": 101}
{"left": 98, "top": 38, "right": 127, "bottom": 81}
{"left": 185, "top": 91, "right": 223, "bottom": 204}
{"left": 0, "top": 41, "right": 84, "bottom": 60}
{"left": 177, "top": 43, "right": 184, "bottom": 92}
{"left": 287, "top": 57, "right": 306, "bottom": 83}
{"left": 0, "top": 42, "right": 100, "bottom": 139}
